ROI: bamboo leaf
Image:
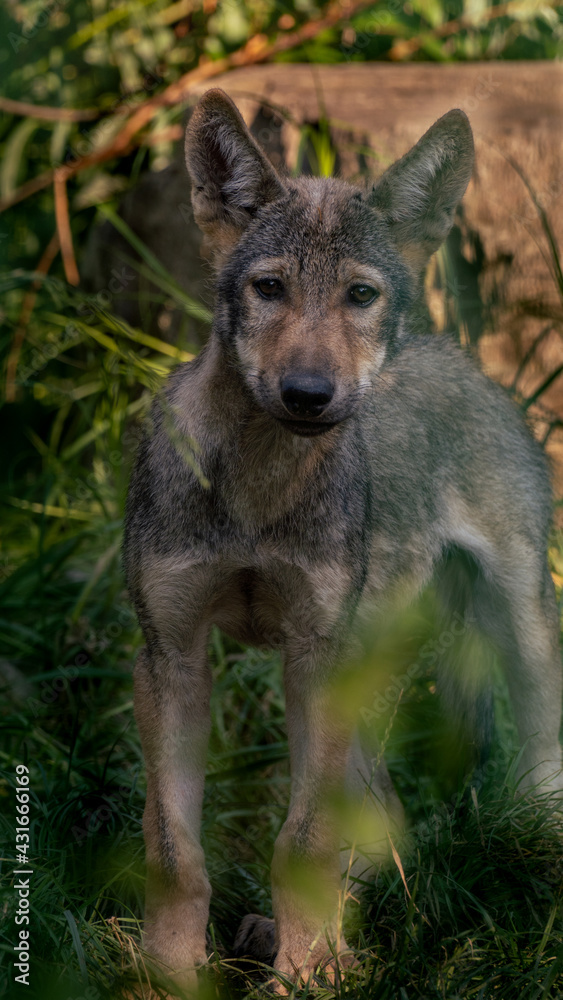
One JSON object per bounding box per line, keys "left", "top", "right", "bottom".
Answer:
{"left": 44, "top": 313, "right": 120, "bottom": 354}
{"left": 8, "top": 497, "right": 99, "bottom": 521}
{"left": 71, "top": 538, "right": 121, "bottom": 621}
{"left": 67, "top": 0, "right": 160, "bottom": 49}
{"left": 97, "top": 309, "right": 195, "bottom": 361}
{"left": 60, "top": 395, "right": 147, "bottom": 461}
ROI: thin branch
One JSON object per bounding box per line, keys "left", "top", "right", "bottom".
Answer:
{"left": 104, "top": 0, "right": 379, "bottom": 153}
{"left": 141, "top": 124, "right": 183, "bottom": 146}
{"left": 0, "top": 126, "right": 174, "bottom": 214}
{"left": 502, "top": 150, "right": 563, "bottom": 301}
{"left": 542, "top": 419, "right": 563, "bottom": 447}
{"left": 0, "top": 97, "right": 100, "bottom": 122}
{"left": 510, "top": 324, "right": 552, "bottom": 393}
{"left": 5, "top": 231, "right": 60, "bottom": 402}
{"left": 54, "top": 170, "right": 79, "bottom": 286}
{"left": 522, "top": 364, "right": 563, "bottom": 412}
{"left": 0, "top": 169, "right": 56, "bottom": 213}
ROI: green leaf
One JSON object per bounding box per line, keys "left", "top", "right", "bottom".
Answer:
{"left": 0, "top": 118, "right": 42, "bottom": 200}
{"left": 97, "top": 205, "right": 212, "bottom": 323}
{"left": 418, "top": 34, "right": 452, "bottom": 59}
{"left": 50, "top": 120, "right": 72, "bottom": 167}
{"left": 412, "top": 0, "right": 445, "bottom": 28}
{"left": 67, "top": 0, "right": 160, "bottom": 49}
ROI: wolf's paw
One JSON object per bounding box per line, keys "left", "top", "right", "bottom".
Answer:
{"left": 140, "top": 948, "right": 206, "bottom": 999}
{"left": 269, "top": 937, "right": 358, "bottom": 995}
{"left": 233, "top": 913, "right": 277, "bottom": 964}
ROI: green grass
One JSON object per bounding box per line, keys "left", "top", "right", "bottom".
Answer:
{"left": 2, "top": 240, "right": 563, "bottom": 1000}
{"left": 1, "top": 542, "right": 563, "bottom": 1000}
{"left": 2, "top": 169, "right": 563, "bottom": 1000}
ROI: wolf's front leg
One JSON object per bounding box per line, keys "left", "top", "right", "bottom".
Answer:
{"left": 270, "top": 655, "right": 360, "bottom": 990}
{"left": 134, "top": 643, "right": 212, "bottom": 993}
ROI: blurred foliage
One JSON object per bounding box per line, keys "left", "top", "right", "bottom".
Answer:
{"left": 1, "top": 0, "right": 562, "bottom": 540}
{"left": 1, "top": 0, "right": 563, "bottom": 274}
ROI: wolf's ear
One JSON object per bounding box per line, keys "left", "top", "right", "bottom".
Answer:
{"left": 185, "top": 89, "right": 285, "bottom": 264}
{"left": 368, "top": 110, "right": 474, "bottom": 271}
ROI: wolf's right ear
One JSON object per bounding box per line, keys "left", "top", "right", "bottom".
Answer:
{"left": 185, "top": 89, "right": 286, "bottom": 265}
{"left": 368, "top": 110, "right": 474, "bottom": 272}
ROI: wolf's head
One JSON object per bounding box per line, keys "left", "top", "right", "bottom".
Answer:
{"left": 185, "top": 89, "right": 473, "bottom": 437}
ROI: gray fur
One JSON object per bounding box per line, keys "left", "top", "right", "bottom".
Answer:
{"left": 123, "top": 89, "right": 563, "bottom": 994}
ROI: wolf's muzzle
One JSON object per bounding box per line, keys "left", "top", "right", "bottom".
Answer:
{"left": 280, "top": 374, "right": 334, "bottom": 418}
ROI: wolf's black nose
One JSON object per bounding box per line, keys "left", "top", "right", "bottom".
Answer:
{"left": 280, "top": 374, "right": 334, "bottom": 418}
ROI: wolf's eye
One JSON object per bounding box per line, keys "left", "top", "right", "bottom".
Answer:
{"left": 253, "top": 278, "right": 284, "bottom": 300}
{"left": 348, "top": 284, "right": 379, "bottom": 306}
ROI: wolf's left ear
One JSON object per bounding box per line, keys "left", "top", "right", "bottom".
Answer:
{"left": 368, "top": 110, "right": 474, "bottom": 271}
{"left": 185, "top": 89, "right": 286, "bottom": 263}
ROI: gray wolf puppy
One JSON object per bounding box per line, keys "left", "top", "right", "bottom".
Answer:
{"left": 123, "top": 89, "right": 563, "bottom": 993}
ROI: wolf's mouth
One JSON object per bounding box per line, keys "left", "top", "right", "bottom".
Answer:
{"left": 276, "top": 417, "right": 338, "bottom": 437}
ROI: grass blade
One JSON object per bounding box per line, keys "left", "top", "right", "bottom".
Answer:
{"left": 97, "top": 205, "right": 212, "bottom": 323}
{"left": 64, "top": 910, "right": 88, "bottom": 981}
